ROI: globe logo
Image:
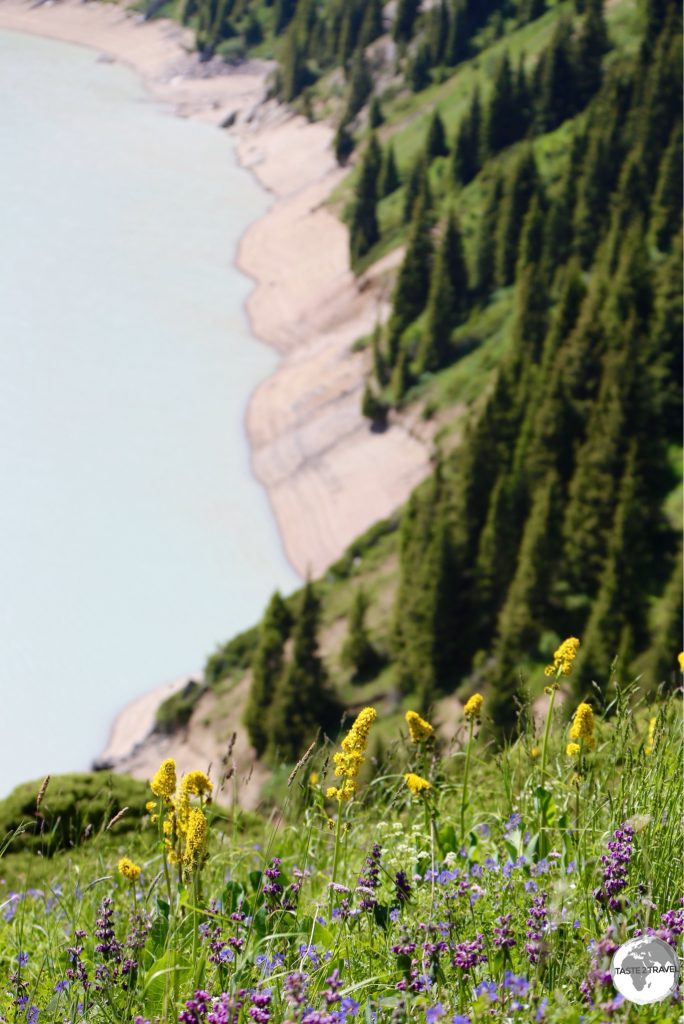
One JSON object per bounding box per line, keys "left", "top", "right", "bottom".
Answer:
{"left": 611, "top": 936, "right": 680, "bottom": 1005}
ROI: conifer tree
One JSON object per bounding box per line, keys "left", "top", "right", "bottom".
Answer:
{"left": 274, "top": 0, "right": 297, "bottom": 35}
{"left": 393, "top": 0, "right": 421, "bottom": 43}
{"left": 360, "top": 0, "right": 384, "bottom": 48}
{"left": 452, "top": 87, "right": 481, "bottom": 185}
{"left": 649, "top": 123, "right": 683, "bottom": 251}
{"left": 368, "top": 95, "right": 384, "bottom": 129}
{"left": 494, "top": 148, "right": 539, "bottom": 286}
{"left": 445, "top": 0, "right": 469, "bottom": 66}
{"left": 483, "top": 52, "right": 517, "bottom": 155}
{"left": 426, "top": 110, "right": 449, "bottom": 159}
{"left": 409, "top": 42, "right": 432, "bottom": 92}
{"left": 281, "top": 26, "right": 307, "bottom": 102}
{"left": 350, "top": 135, "right": 381, "bottom": 265}
{"left": 341, "top": 588, "right": 377, "bottom": 681}
{"left": 390, "top": 196, "right": 434, "bottom": 340}
{"left": 518, "top": 0, "right": 545, "bottom": 25}
{"left": 244, "top": 592, "right": 292, "bottom": 757}
{"left": 267, "top": 581, "right": 340, "bottom": 762}
{"left": 474, "top": 171, "right": 504, "bottom": 299}
{"left": 534, "top": 18, "right": 579, "bottom": 131}
{"left": 371, "top": 322, "right": 388, "bottom": 386}
{"left": 380, "top": 144, "right": 401, "bottom": 196}
{"left": 403, "top": 154, "right": 432, "bottom": 221}
{"left": 334, "top": 119, "right": 354, "bottom": 165}
{"left": 427, "top": 0, "right": 450, "bottom": 65}
{"left": 345, "top": 50, "right": 373, "bottom": 121}
{"left": 575, "top": 0, "right": 609, "bottom": 105}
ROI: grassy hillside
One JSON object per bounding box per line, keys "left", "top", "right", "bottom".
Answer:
{"left": 0, "top": 688, "right": 681, "bottom": 1021}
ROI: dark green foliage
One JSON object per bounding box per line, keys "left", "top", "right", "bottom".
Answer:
{"left": 494, "top": 147, "right": 540, "bottom": 286}
{"left": 267, "top": 582, "right": 340, "bottom": 762}
{"left": 518, "top": 0, "right": 545, "bottom": 25}
{"left": 484, "top": 53, "right": 517, "bottom": 156}
{"left": 345, "top": 50, "right": 373, "bottom": 121}
{"left": 334, "top": 120, "right": 355, "bottom": 165}
{"left": 426, "top": 109, "right": 449, "bottom": 159}
{"left": 389, "top": 197, "right": 434, "bottom": 339}
{"left": 393, "top": 0, "right": 421, "bottom": 43}
{"left": 0, "top": 773, "right": 148, "bottom": 856}
{"left": 245, "top": 591, "right": 292, "bottom": 756}
{"left": 650, "top": 123, "right": 683, "bottom": 251}
{"left": 368, "top": 95, "right": 384, "bottom": 129}
{"left": 350, "top": 135, "right": 382, "bottom": 264}
{"left": 414, "top": 212, "right": 468, "bottom": 374}
{"left": 155, "top": 680, "right": 205, "bottom": 735}
{"left": 204, "top": 624, "right": 260, "bottom": 687}
{"left": 361, "top": 383, "right": 389, "bottom": 427}
{"left": 403, "top": 154, "right": 432, "bottom": 221}
{"left": 452, "top": 86, "right": 482, "bottom": 185}
{"left": 341, "top": 588, "right": 378, "bottom": 680}
{"left": 409, "top": 43, "right": 432, "bottom": 92}
{"left": 380, "top": 144, "right": 401, "bottom": 196}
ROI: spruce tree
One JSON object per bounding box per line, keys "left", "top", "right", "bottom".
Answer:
{"left": 403, "top": 154, "right": 432, "bottom": 221}
{"left": 244, "top": 592, "right": 292, "bottom": 757}
{"left": 649, "top": 123, "right": 683, "bottom": 251}
{"left": 445, "top": 0, "right": 469, "bottom": 66}
{"left": 452, "top": 87, "right": 481, "bottom": 185}
{"left": 575, "top": 0, "right": 609, "bottom": 105}
{"left": 334, "top": 120, "right": 354, "bottom": 165}
{"left": 534, "top": 18, "right": 579, "bottom": 131}
{"left": 345, "top": 50, "right": 373, "bottom": 121}
{"left": 427, "top": 0, "right": 450, "bottom": 65}
{"left": 494, "top": 148, "right": 539, "bottom": 286}
{"left": 409, "top": 42, "right": 432, "bottom": 92}
{"left": 350, "top": 135, "right": 381, "bottom": 265}
{"left": 341, "top": 588, "right": 377, "bottom": 681}
{"left": 518, "top": 0, "right": 545, "bottom": 25}
{"left": 267, "top": 581, "right": 339, "bottom": 762}
{"left": 483, "top": 52, "right": 516, "bottom": 155}
{"left": 393, "top": 0, "right": 421, "bottom": 42}
{"left": 426, "top": 110, "right": 449, "bottom": 159}
{"left": 390, "top": 196, "right": 434, "bottom": 339}
{"left": 474, "top": 171, "right": 504, "bottom": 299}
{"left": 368, "top": 95, "right": 384, "bottom": 129}
{"left": 380, "top": 144, "right": 401, "bottom": 196}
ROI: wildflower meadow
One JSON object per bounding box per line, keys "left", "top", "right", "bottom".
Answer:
{"left": 1, "top": 645, "right": 682, "bottom": 1023}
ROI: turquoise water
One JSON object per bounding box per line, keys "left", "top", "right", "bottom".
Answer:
{"left": 0, "top": 30, "right": 298, "bottom": 794}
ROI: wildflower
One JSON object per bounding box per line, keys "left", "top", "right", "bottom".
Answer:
{"left": 145, "top": 800, "right": 156, "bottom": 813}
{"left": 566, "top": 742, "right": 581, "bottom": 757}
{"left": 426, "top": 1005, "right": 444, "bottom": 1023}
{"left": 17, "top": 952, "right": 29, "bottom": 967}
{"left": 593, "top": 822, "right": 634, "bottom": 911}
{"left": 327, "top": 707, "right": 376, "bottom": 801}
{"left": 404, "top": 773, "right": 431, "bottom": 796}
{"left": 452, "top": 1017, "right": 471, "bottom": 1024}
{"left": 406, "top": 710, "right": 433, "bottom": 742}
{"left": 394, "top": 870, "right": 412, "bottom": 903}
{"left": 452, "top": 934, "right": 486, "bottom": 971}
{"left": 309, "top": 771, "right": 319, "bottom": 784}
{"left": 357, "top": 843, "right": 382, "bottom": 911}
{"left": 118, "top": 857, "right": 141, "bottom": 882}
{"left": 181, "top": 770, "right": 213, "bottom": 798}
{"left": 569, "top": 702, "right": 595, "bottom": 748}
{"left": 463, "top": 693, "right": 483, "bottom": 721}
{"left": 525, "top": 891, "right": 548, "bottom": 964}
{"left": 183, "top": 807, "right": 208, "bottom": 869}
{"left": 150, "top": 758, "right": 176, "bottom": 799}
{"left": 679, "top": 652, "right": 684, "bottom": 671}
{"left": 644, "top": 716, "right": 656, "bottom": 755}
{"left": 249, "top": 989, "right": 272, "bottom": 1024}
{"left": 544, "top": 636, "right": 580, "bottom": 677}
{"left": 493, "top": 914, "right": 516, "bottom": 949}
{"left": 530, "top": 746, "right": 540, "bottom": 759}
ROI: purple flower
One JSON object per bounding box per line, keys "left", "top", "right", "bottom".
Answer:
{"left": 474, "top": 980, "right": 497, "bottom": 1001}
{"left": 426, "top": 1004, "right": 444, "bottom": 1023}
{"left": 26, "top": 1009, "right": 40, "bottom": 1024}
{"left": 17, "top": 952, "right": 29, "bottom": 967}
{"left": 593, "top": 823, "right": 635, "bottom": 911}
{"left": 535, "top": 997, "right": 548, "bottom": 1021}
{"left": 525, "top": 891, "right": 548, "bottom": 965}
{"left": 451, "top": 1016, "right": 471, "bottom": 1024}
{"left": 451, "top": 934, "right": 486, "bottom": 971}
{"left": 504, "top": 812, "right": 522, "bottom": 835}
{"left": 493, "top": 914, "right": 516, "bottom": 950}
{"left": 340, "top": 996, "right": 359, "bottom": 1019}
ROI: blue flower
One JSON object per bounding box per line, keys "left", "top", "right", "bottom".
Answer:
{"left": 54, "top": 980, "right": 70, "bottom": 994}
{"left": 17, "top": 952, "right": 29, "bottom": 967}
{"left": 451, "top": 1016, "right": 471, "bottom": 1024}
{"left": 426, "top": 1004, "right": 444, "bottom": 1023}
{"left": 504, "top": 812, "right": 522, "bottom": 835}
{"left": 524, "top": 880, "right": 538, "bottom": 892}
{"left": 474, "top": 980, "right": 497, "bottom": 1001}
{"left": 26, "top": 1008, "right": 40, "bottom": 1024}
{"left": 477, "top": 823, "right": 490, "bottom": 837}
{"left": 340, "top": 996, "right": 360, "bottom": 1019}
{"left": 535, "top": 996, "right": 548, "bottom": 1021}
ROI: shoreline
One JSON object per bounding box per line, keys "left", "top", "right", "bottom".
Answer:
{"left": 0, "top": 0, "right": 435, "bottom": 773}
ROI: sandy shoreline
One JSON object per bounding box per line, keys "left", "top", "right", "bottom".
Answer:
{"left": 0, "top": 0, "right": 435, "bottom": 774}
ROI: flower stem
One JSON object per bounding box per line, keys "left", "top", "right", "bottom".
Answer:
{"left": 329, "top": 803, "right": 344, "bottom": 920}
{"left": 460, "top": 718, "right": 475, "bottom": 841}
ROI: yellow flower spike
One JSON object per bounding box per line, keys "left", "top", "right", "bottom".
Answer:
{"left": 566, "top": 742, "right": 581, "bottom": 757}
{"left": 183, "top": 807, "right": 208, "bottom": 869}
{"left": 678, "top": 652, "right": 684, "bottom": 672}
{"left": 180, "top": 770, "right": 213, "bottom": 799}
{"left": 404, "top": 773, "right": 431, "bottom": 796}
{"left": 569, "top": 702, "right": 596, "bottom": 749}
{"left": 463, "top": 693, "right": 484, "bottom": 721}
{"left": 405, "top": 710, "right": 434, "bottom": 743}
{"left": 644, "top": 716, "right": 657, "bottom": 756}
{"left": 118, "top": 857, "right": 141, "bottom": 881}
{"left": 545, "top": 637, "right": 580, "bottom": 677}
{"left": 150, "top": 758, "right": 177, "bottom": 799}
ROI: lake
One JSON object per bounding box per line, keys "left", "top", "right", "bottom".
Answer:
{"left": 0, "top": 29, "right": 298, "bottom": 794}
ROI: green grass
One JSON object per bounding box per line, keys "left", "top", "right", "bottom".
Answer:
{"left": 1, "top": 685, "right": 681, "bottom": 1022}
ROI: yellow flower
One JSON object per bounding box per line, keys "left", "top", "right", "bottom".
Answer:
{"left": 678, "top": 652, "right": 684, "bottom": 672}
{"left": 405, "top": 710, "right": 433, "bottom": 743}
{"left": 327, "top": 707, "right": 376, "bottom": 801}
{"left": 463, "top": 693, "right": 483, "bottom": 721}
{"left": 118, "top": 856, "right": 141, "bottom": 881}
{"left": 180, "top": 770, "right": 213, "bottom": 798}
{"left": 404, "top": 773, "right": 431, "bottom": 796}
{"left": 544, "top": 637, "right": 580, "bottom": 677}
{"left": 569, "top": 702, "right": 595, "bottom": 748}
{"left": 183, "top": 807, "right": 208, "bottom": 869}
{"left": 644, "top": 716, "right": 656, "bottom": 756}
{"left": 566, "top": 742, "right": 581, "bottom": 757}
{"left": 145, "top": 800, "right": 157, "bottom": 813}
{"left": 150, "top": 758, "right": 177, "bottom": 799}
{"left": 530, "top": 746, "right": 540, "bottom": 759}
{"left": 309, "top": 771, "right": 319, "bottom": 785}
